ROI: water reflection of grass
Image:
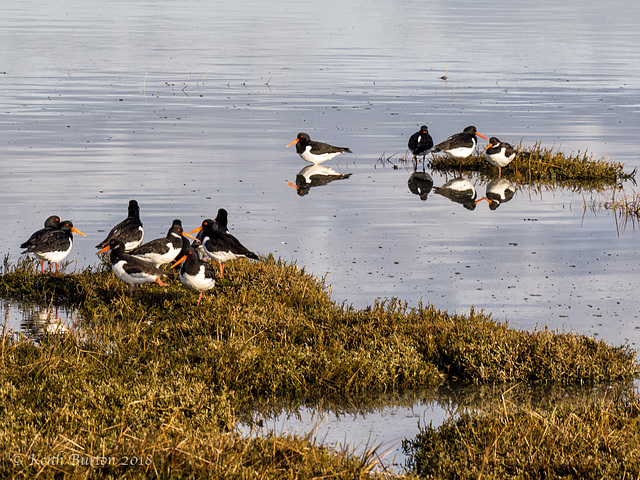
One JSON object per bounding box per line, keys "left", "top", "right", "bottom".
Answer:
{"left": 0, "top": 256, "right": 637, "bottom": 478}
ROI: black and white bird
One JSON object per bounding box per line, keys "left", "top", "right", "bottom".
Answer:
{"left": 96, "top": 199, "right": 144, "bottom": 252}
{"left": 484, "top": 137, "right": 518, "bottom": 177}
{"left": 433, "top": 126, "right": 489, "bottom": 170}
{"left": 172, "top": 246, "right": 216, "bottom": 306}
{"left": 21, "top": 220, "right": 86, "bottom": 275}
{"left": 408, "top": 125, "right": 434, "bottom": 170}
{"left": 286, "top": 132, "right": 352, "bottom": 165}
{"left": 97, "top": 239, "right": 173, "bottom": 295}
{"left": 191, "top": 208, "right": 229, "bottom": 259}
{"left": 21, "top": 215, "right": 62, "bottom": 272}
{"left": 128, "top": 219, "right": 194, "bottom": 268}
{"left": 189, "top": 218, "right": 258, "bottom": 278}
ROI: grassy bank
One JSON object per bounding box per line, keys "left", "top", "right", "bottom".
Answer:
{"left": 404, "top": 388, "right": 640, "bottom": 479}
{"left": 1, "top": 256, "right": 637, "bottom": 478}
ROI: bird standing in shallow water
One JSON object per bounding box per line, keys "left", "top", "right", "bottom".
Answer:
{"left": 96, "top": 199, "right": 144, "bottom": 252}
{"left": 97, "top": 239, "right": 173, "bottom": 295}
{"left": 189, "top": 218, "right": 258, "bottom": 278}
{"left": 21, "top": 220, "right": 86, "bottom": 276}
{"left": 286, "top": 132, "right": 352, "bottom": 165}
{"left": 408, "top": 125, "right": 434, "bottom": 171}
{"left": 433, "top": 126, "right": 489, "bottom": 171}
{"left": 172, "top": 247, "right": 216, "bottom": 306}
{"left": 484, "top": 137, "right": 518, "bottom": 177}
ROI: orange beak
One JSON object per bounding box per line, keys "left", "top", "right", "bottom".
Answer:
{"left": 476, "top": 132, "right": 489, "bottom": 141}
{"left": 171, "top": 255, "right": 187, "bottom": 269}
{"left": 286, "top": 138, "right": 299, "bottom": 147}
{"left": 475, "top": 197, "right": 488, "bottom": 204}
{"left": 188, "top": 226, "right": 203, "bottom": 235}
{"left": 484, "top": 143, "right": 493, "bottom": 151}
{"left": 72, "top": 227, "right": 86, "bottom": 237}
{"left": 287, "top": 182, "right": 300, "bottom": 190}
{"left": 182, "top": 231, "right": 197, "bottom": 240}
{"left": 96, "top": 245, "right": 111, "bottom": 255}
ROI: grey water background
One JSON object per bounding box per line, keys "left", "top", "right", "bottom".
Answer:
{"left": 2, "top": 0, "right": 640, "bottom": 472}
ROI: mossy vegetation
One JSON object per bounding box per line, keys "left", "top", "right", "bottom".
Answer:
{"left": 1, "top": 256, "right": 638, "bottom": 478}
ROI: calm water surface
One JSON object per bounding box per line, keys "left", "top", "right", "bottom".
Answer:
{"left": 2, "top": 0, "right": 640, "bottom": 472}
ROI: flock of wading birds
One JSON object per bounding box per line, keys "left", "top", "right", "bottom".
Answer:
{"left": 19, "top": 126, "right": 516, "bottom": 306}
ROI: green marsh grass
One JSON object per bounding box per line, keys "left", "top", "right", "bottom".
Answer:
{"left": 1, "top": 255, "right": 637, "bottom": 478}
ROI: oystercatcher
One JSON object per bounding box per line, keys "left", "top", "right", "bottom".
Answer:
{"left": 21, "top": 215, "right": 62, "bottom": 251}
{"left": 189, "top": 218, "right": 258, "bottom": 278}
{"left": 408, "top": 125, "right": 434, "bottom": 170}
{"left": 191, "top": 208, "right": 229, "bottom": 259}
{"left": 484, "top": 137, "right": 518, "bottom": 177}
{"left": 128, "top": 219, "right": 195, "bottom": 268}
{"left": 97, "top": 239, "right": 173, "bottom": 295}
{"left": 21, "top": 220, "right": 86, "bottom": 275}
{"left": 96, "top": 199, "right": 144, "bottom": 252}
{"left": 172, "top": 246, "right": 216, "bottom": 306}
{"left": 433, "top": 126, "right": 489, "bottom": 170}
{"left": 286, "top": 132, "right": 352, "bottom": 165}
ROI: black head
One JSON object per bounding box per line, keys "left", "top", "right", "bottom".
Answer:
{"left": 201, "top": 219, "right": 216, "bottom": 231}
{"left": 44, "top": 215, "right": 62, "bottom": 229}
{"left": 108, "top": 238, "right": 126, "bottom": 252}
{"left": 168, "top": 223, "right": 185, "bottom": 237}
{"left": 297, "top": 132, "right": 311, "bottom": 144}
{"left": 214, "top": 208, "right": 228, "bottom": 227}
{"left": 488, "top": 137, "right": 501, "bottom": 145}
{"left": 462, "top": 126, "right": 478, "bottom": 134}
{"left": 127, "top": 200, "right": 140, "bottom": 217}
{"left": 419, "top": 125, "right": 429, "bottom": 133}
{"left": 59, "top": 221, "right": 74, "bottom": 232}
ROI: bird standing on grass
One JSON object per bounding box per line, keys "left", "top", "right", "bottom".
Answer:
{"left": 21, "top": 220, "right": 86, "bottom": 276}
{"left": 20, "top": 215, "right": 62, "bottom": 265}
{"left": 408, "top": 125, "right": 433, "bottom": 171}
{"left": 433, "top": 126, "right": 489, "bottom": 171}
{"left": 484, "top": 137, "right": 518, "bottom": 177}
{"left": 96, "top": 199, "right": 144, "bottom": 252}
{"left": 189, "top": 218, "right": 258, "bottom": 278}
{"left": 97, "top": 239, "right": 173, "bottom": 295}
{"left": 286, "top": 132, "right": 352, "bottom": 165}
{"left": 127, "top": 219, "right": 195, "bottom": 268}
{"left": 172, "top": 247, "right": 216, "bottom": 306}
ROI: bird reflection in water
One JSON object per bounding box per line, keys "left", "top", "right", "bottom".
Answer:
{"left": 288, "top": 165, "right": 352, "bottom": 196}
{"left": 18, "top": 303, "right": 71, "bottom": 342}
{"left": 408, "top": 171, "right": 434, "bottom": 201}
{"left": 485, "top": 178, "right": 516, "bottom": 210}
{"left": 433, "top": 176, "right": 485, "bottom": 210}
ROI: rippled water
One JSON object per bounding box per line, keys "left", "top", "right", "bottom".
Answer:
{"left": 2, "top": 0, "right": 640, "bottom": 473}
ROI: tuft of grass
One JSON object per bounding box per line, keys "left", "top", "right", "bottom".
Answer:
{"left": 404, "top": 388, "right": 640, "bottom": 479}
{"left": 0, "top": 255, "right": 637, "bottom": 478}
{"left": 427, "top": 142, "right": 632, "bottom": 186}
